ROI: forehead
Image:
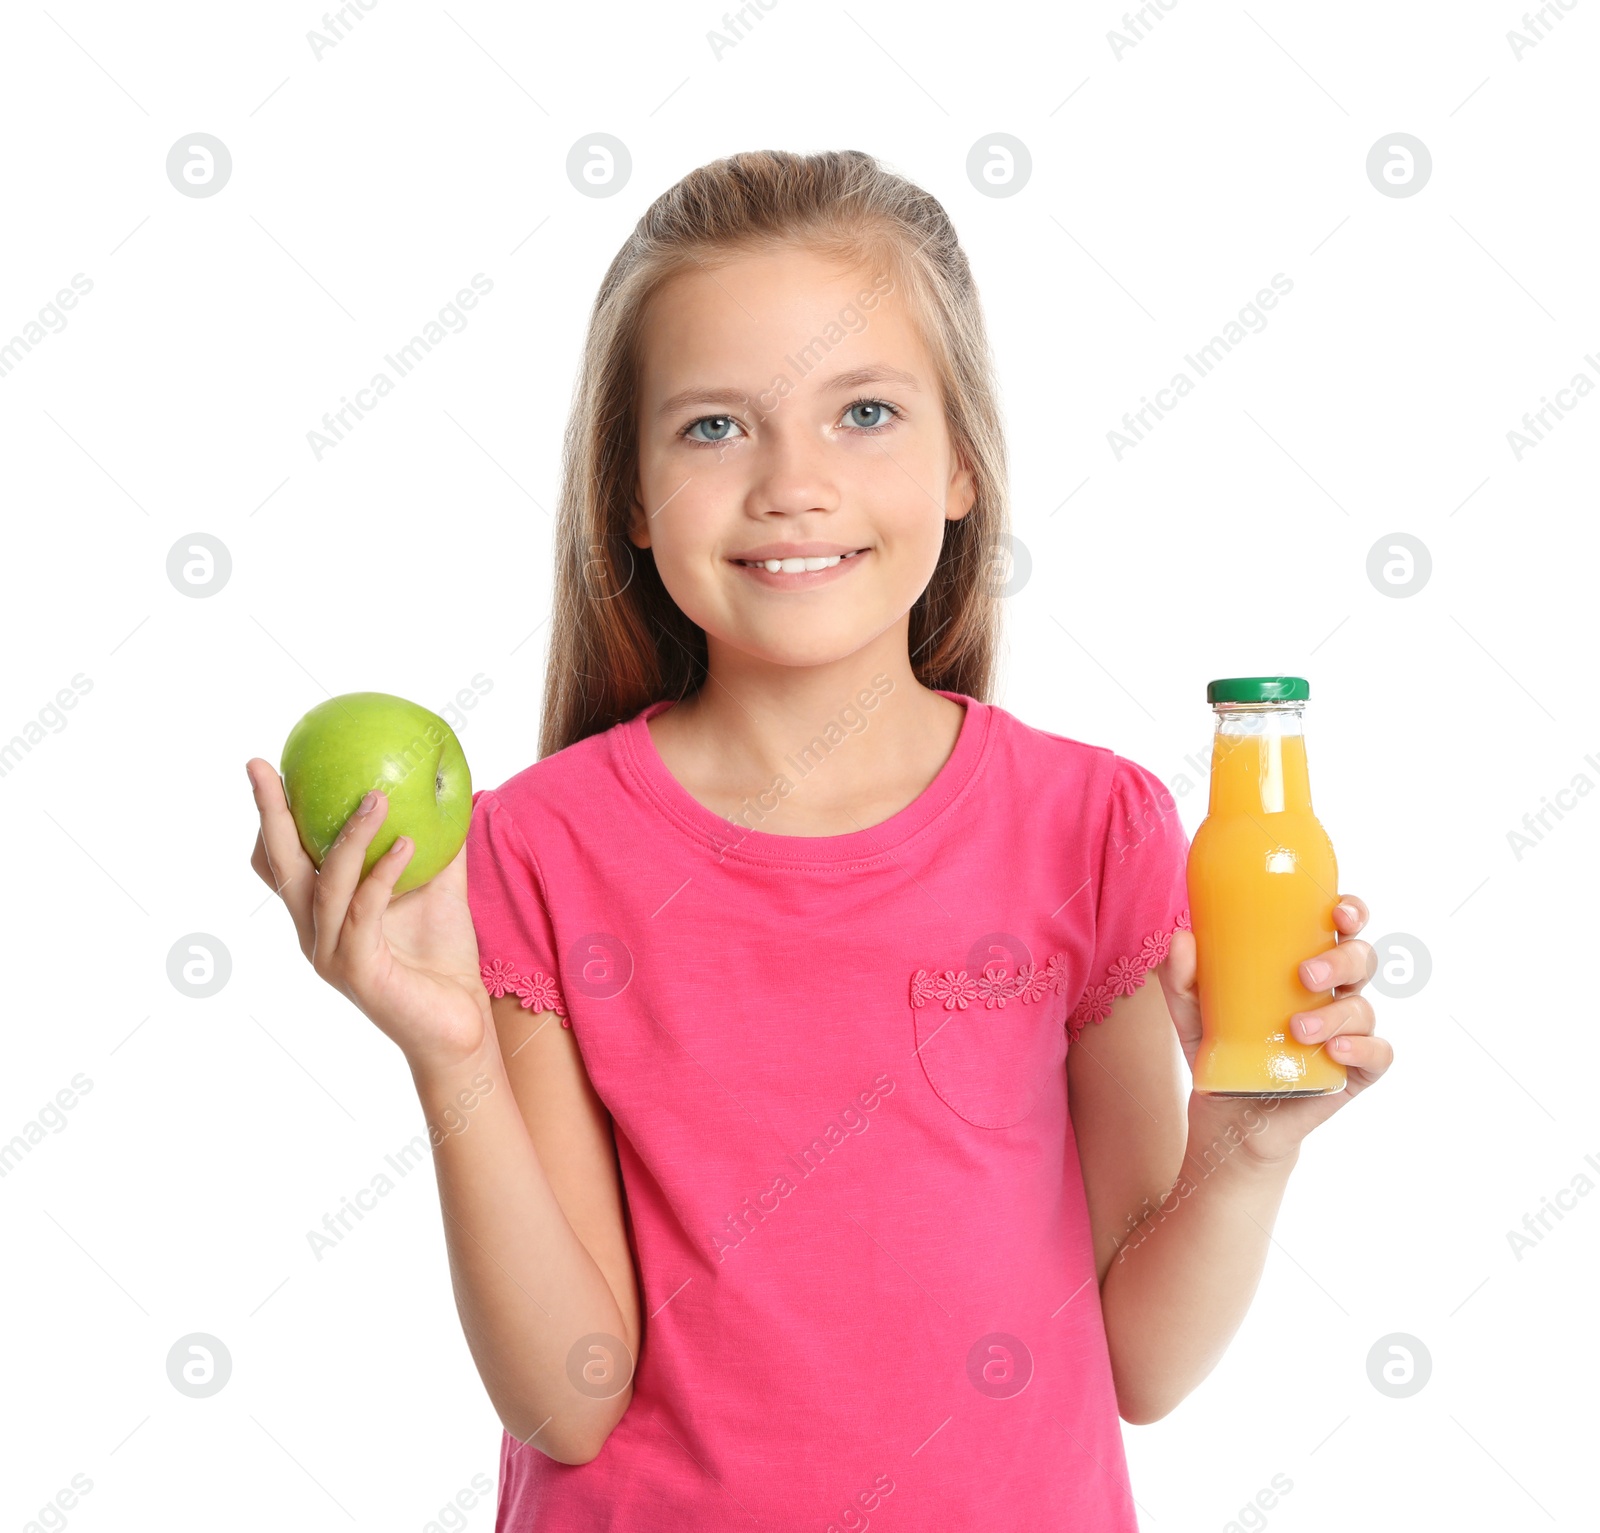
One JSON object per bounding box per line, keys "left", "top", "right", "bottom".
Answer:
{"left": 635, "top": 244, "right": 930, "bottom": 390}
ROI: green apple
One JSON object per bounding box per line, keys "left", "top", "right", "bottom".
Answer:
{"left": 279, "top": 692, "right": 472, "bottom": 895}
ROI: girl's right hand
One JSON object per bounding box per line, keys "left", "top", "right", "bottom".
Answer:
{"left": 245, "top": 759, "right": 493, "bottom": 1074}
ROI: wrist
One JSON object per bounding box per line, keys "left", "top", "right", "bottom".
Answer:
{"left": 1184, "top": 1093, "right": 1301, "bottom": 1183}
{"left": 409, "top": 1039, "right": 508, "bottom": 1152}
{"left": 407, "top": 1024, "right": 506, "bottom": 1115}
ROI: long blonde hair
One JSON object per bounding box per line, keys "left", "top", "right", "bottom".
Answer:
{"left": 539, "top": 148, "right": 1010, "bottom": 759}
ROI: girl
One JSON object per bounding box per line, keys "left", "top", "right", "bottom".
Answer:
{"left": 246, "top": 148, "right": 1391, "bottom": 1529}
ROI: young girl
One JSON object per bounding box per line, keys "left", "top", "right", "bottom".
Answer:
{"left": 246, "top": 148, "right": 1391, "bottom": 1529}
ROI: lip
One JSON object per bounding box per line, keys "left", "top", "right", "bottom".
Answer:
{"left": 729, "top": 546, "right": 870, "bottom": 590}
{"left": 727, "top": 541, "right": 867, "bottom": 561}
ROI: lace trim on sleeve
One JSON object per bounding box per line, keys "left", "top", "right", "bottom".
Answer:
{"left": 1066, "top": 908, "right": 1189, "bottom": 1042}
{"left": 479, "top": 958, "right": 570, "bottom": 1026}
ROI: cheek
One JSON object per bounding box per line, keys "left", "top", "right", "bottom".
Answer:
{"left": 642, "top": 485, "right": 733, "bottom": 611}
{"left": 853, "top": 434, "right": 954, "bottom": 519}
{"left": 638, "top": 435, "right": 746, "bottom": 518}
{"left": 636, "top": 440, "right": 680, "bottom": 513}
{"left": 865, "top": 466, "right": 951, "bottom": 570}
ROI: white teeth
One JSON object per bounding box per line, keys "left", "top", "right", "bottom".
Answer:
{"left": 740, "top": 550, "right": 862, "bottom": 572}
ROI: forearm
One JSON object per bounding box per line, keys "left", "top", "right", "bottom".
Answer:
{"left": 1099, "top": 1098, "right": 1297, "bottom": 1424}
{"left": 409, "top": 1034, "right": 632, "bottom": 1463}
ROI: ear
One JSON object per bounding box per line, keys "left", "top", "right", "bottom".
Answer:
{"left": 626, "top": 481, "right": 653, "bottom": 550}
{"left": 945, "top": 447, "right": 977, "bottom": 523}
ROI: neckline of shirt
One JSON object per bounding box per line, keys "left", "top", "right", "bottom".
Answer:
{"left": 614, "top": 688, "right": 994, "bottom": 868}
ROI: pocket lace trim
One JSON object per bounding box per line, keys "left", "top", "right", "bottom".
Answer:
{"left": 479, "top": 958, "right": 570, "bottom": 1026}
{"left": 908, "top": 909, "right": 1189, "bottom": 1044}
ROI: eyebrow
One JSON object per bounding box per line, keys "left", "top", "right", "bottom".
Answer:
{"left": 655, "top": 364, "right": 922, "bottom": 418}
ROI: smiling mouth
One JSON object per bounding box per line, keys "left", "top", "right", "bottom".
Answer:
{"left": 731, "top": 548, "right": 869, "bottom": 573}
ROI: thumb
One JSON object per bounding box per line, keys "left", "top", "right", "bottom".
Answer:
{"left": 1156, "top": 928, "right": 1202, "bottom": 1052}
{"left": 1160, "top": 927, "right": 1197, "bottom": 998}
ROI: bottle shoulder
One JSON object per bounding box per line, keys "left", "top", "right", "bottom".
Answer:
{"left": 1191, "top": 810, "right": 1336, "bottom": 856}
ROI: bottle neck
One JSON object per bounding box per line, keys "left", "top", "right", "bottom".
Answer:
{"left": 1209, "top": 704, "right": 1313, "bottom": 816}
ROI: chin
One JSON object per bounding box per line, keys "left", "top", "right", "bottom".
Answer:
{"left": 717, "top": 624, "right": 881, "bottom": 670}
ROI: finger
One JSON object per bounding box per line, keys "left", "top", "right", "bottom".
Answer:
{"left": 1333, "top": 895, "right": 1368, "bottom": 934}
{"left": 1290, "top": 991, "right": 1376, "bottom": 1046}
{"left": 250, "top": 827, "right": 299, "bottom": 934}
{"left": 1300, "top": 938, "right": 1375, "bottom": 995}
{"left": 310, "top": 789, "right": 391, "bottom": 960}
{"left": 247, "top": 758, "right": 317, "bottom": 946}
{"left": 1322, "top": 1029, "right": 1393, "bottom": 1087}
{"left": 344, "top": 834, "right": 415, "bottom": 956}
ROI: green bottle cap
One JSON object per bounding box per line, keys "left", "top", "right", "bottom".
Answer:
{"left": 1206, "top": 676, "right": 1310, "bottom": 704}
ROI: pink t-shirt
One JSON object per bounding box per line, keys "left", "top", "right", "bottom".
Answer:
{"left": 466, "top": 689, "right": 1191, "bottom": 1531}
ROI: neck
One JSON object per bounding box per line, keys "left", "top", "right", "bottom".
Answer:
{"left": 655, "top": 615, "right": 962, "bottom": 824}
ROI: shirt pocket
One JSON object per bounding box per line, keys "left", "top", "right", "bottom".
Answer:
{"left": 909, "top": 957, "right": 1073, "bottom": 1129}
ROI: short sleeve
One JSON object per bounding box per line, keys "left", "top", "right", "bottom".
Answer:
{"left": 1069, "top": 754, "right": 1192, "bottom": 1039}
{"left": 466, "top": 788, "right": 570, "bottom": 1024}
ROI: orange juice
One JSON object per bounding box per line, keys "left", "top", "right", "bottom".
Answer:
{"left": 1186, "top": 677, "right": 1346, "bottom": 1096}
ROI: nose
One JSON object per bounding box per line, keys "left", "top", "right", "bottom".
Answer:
{"left": 741, "top": 412, "right": 841, "bottom": 519}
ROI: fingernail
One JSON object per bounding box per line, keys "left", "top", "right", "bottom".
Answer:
{"left": 1297, "top": 1015, "right": 1322, "bottom": 1040}
{"left": 357, "top": 790, "right": 378, "bottom": 815}
{"left": 1336, "top": 903, "right": 1357, "bottom": 922}
{"left": 1304, "top": 959, "right": 1330, "bottom": 986}
{"left": 1331, "top": 1036, "right": 1351, "bottom": 1053}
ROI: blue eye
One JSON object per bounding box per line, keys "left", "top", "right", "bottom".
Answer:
{"left": 685, "top": 414, "right": 743, "bottom": 443}
{"left": 843, "top": 399, "right": 896, "bottom": 431}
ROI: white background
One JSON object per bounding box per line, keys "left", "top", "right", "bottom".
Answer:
{"left": 1, "top": 1, "right": 1594, "bottom": 1528}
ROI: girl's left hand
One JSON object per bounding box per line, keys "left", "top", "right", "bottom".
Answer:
{"left": 1156, "top": 895, "right": 1394, "bottom": 1164}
